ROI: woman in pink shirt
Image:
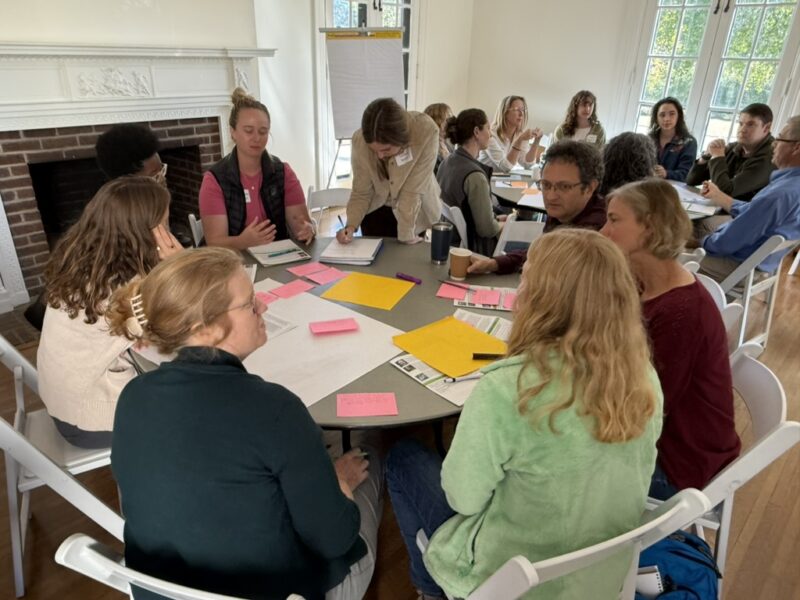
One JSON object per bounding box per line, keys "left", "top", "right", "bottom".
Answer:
{"left": 199, "top": 88, "right": 315, "bottom": 249}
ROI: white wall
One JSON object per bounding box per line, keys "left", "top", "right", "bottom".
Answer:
{"left": 464, "top": 0, "right": 648, "bottom": 137}
{"left": 254, "top": 0, "right": 317, "bottom": 191}
{"left": 0, "top": 0, "right": 258, "bottom": 47}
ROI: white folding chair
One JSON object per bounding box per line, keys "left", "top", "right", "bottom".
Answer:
{"left": 678, "top": 247, "right": 706, "bottom": 265}
{"left": 440, "top": 203, "right": 468, "bottom": 249}
{"left": 714, "top": 235, "right": 799, "bottom": 347}
{"left": 493, "top": 212, "right": 545, "bottom": 257}
{"left": 696, "top": 273, "right": 744, "bottom": 352}
{"left": 56, "top": 534, "right": 306, "bottom": 600}
{"left": 788, "top": 248, "right": 800, "bottom": 275}
{"left": 682, "top": 260, "right": 700, "bottom": 273}
{"left": 306, "top": 185, "right": 350, "bottom": 229}
{"left": 0, "top": 334, "right": 115, "bottom": 597}
{"left": 417, "top": 488, "right": 711, "bottom": 600}
{"left": 188, "top": 214, "right": 204, "bottom": 247}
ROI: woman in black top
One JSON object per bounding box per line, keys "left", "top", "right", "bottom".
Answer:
{"left": 107, "top": 247, "right": 381, "bottom": 600}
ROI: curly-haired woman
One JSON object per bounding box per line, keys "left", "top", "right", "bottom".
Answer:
{"left": 553, "top": 90, "right": 606, "bottom": 150}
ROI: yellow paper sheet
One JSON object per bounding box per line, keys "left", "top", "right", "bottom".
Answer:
{"left": 393, "top": 316, "right": 508, "bottom": 378}
{"left": 322, "top": 272, "right": 414, "bottom": 310}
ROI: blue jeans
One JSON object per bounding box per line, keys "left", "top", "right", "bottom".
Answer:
{"left": 386, "top": 439, "right": 455, "bottom": 596}
{"left": 649, "top": 460, "right": 680, "bottom": 501}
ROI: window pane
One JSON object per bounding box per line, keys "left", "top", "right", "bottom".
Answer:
{"left": 333, "top": 0, "right": 350, "bottom": 28}
{"left": 702, "top": 111, "right": 735, "bottom": 149}
{"left": 713, "top": 60, "right": 747, "bottom": 107}
{"left": 636, "top": 104, "right": 653, "bottom": 134}
{"left": 382, "top": 4, "right": 398, "bottom": 27}
{"left": 667, "top": 59, "right": 697, "bottom": 104}
{"left": 642, "top": 58, "right": 670, "bottom": 102}
{"left": 685, "top": 0, "right": 711, "bottom": 5}
{"left": 652, "top": 9, "right": 681, "bottom": 54}
{"left": 740, "top": 60, "right": 778, "bottom": 105}
{"left": 725, "top": 7, "right": 761, "bottom": 57}
{"left": 675, "top": 8, "right": 710, "bottom": 55}
{"left": 659, "top": 0, "right": 683, "bottom": 6}
{"left": 402, "top": 7, "right": 411, "bottom": 48}
{"left": 754, "top": 5, "right": 795, "bottom": 58}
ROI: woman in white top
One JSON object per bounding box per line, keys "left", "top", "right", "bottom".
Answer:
{"left": 553, "top": 90, "right": 606, "bottom": 150}
{"left": 478, "top": 95, "right": 543, "bottom": 173}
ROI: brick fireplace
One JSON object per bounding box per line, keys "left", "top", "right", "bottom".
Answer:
{"left": 0, "top": 118, "right": 222, "bottom": 294}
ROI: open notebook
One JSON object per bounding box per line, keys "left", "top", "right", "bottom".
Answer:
{"left": 248, "top": 239, "right": 312, "bottom": 266}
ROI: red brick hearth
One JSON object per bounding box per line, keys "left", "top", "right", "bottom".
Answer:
{"left": 0, "top": 118, "right": 222, "bottom": 295}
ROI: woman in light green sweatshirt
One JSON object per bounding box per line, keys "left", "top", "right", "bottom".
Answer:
{"left": 386, "top": 229, "right": 663, "bottom": 600}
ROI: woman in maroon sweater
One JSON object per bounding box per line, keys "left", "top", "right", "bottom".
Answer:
{"left": 601, "top": 178, "right": 740, "bottom": 499}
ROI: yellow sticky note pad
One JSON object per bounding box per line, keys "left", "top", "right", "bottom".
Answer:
{"left": 393, "top": 316, "right": 507, "bottom": 378}
{"left": 322, "top": 272, "right": 414, "bottom": 310}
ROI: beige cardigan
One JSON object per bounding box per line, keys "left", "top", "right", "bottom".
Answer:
{"left": 347, "top": 111, "right": 441, "bottom": 242}
{"left": 37, "top": 305, "right": 135, "bottom": 432}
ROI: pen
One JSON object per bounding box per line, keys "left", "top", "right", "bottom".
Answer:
{"left": 438, "top": 279, "right": 472, "bottom": 291}
{"left": 265, "top": 248, "right": 299, "bottom": 258}
{"left": 338, "top": 215, "right": 345, "bottom": 228}
{"left": 396, "top": 272, "right": 422, "bottom": 285}
{"left": 472, "top": 352, "right": 504, "bottom": 360}
{"left": 444, "top": 373, "right": 483, "bottom": 384}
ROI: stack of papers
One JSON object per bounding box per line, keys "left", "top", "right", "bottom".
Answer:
{"left": 320, "top": 237, "right": 383, "bottom": 265}
{"left": 669, "top": 182, "right": 718, "bottom": 216}
{"left": 249, "top": 239, "right": 311, "bottom": 266}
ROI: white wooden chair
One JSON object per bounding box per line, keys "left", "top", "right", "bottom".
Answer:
{"left": 678, "top": 247, "right": 706, "bottom": 265}
{"left": 56, "top": 534, "right": 306, "bottom": 600}
{"left": 188, "top": 213, "right": 204, "bottom": 247}
{"left": 417, "top": 488, "right": 712, "bottom": 600}
{"left": 696, "top": 273, "right": 744, "bottom": 351}
{"left": 493, "top": 212, "right": 545, "bottom": 258}
{"left": 306, "top": 185, "right": 350, "bottom": 230}
{"left": 0, "top": 334, "right": 115, "bottom": 597}
{"left": 440, "top": 203, "right": 468, "bottom": 249}
{"left": 714, "top": 235, "right": 798, "bottom": 347}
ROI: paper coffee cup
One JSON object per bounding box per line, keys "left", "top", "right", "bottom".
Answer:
{"left": 449, "top": 247, "right": 472, "bottom": 280}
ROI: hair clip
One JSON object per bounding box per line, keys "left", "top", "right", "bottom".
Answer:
{"left": 126, "top": 293, "right": 148, "bottom": 337}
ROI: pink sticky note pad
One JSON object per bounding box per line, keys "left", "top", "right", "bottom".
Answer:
{"left": 271, "top": 279, "right": 316, "bottom": 299}
{"left": 255, "top": 291, "right": 279, "bottom": 306}
{"left": 473, "top": 289, "right": 501, "bottom": 306}
{"left": 436, "top": 283, "right": 468, "bottom": 301}
{"left": 336, "top": 393, "right": 399, "bottom": 417}
{"left": 287, "top": 261, "right": 328, "bottom": 277}
{"left": 309, "top": 318, "right": 359, "bottom": 335}
{"left": 502, "top": 292, "right": 517, "bottom": 310}
{"left": 307, "top": 267, "right": 348, "bottom": 285}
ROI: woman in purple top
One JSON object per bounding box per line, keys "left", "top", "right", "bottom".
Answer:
{"left": 601, "top": 178, "right": 740, "bottom": 499}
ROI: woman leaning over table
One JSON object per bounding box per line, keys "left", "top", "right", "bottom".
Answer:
{"left": 478, "top": 95, "right": 543, "bottom": 172}
{"left": 337, "top": 97, "right": 441, "bottom": 244}
{"left": 648, "top": 97, "right": 698, "bottom": 183}
{"left": 36, "top": 176, "right": 182, "bottom": 449}
{"left": 386, "top": 229, "right": 663, "bottom": 600}
{"left": 553, "top": 89, "right": 606, "bottom": 150}
{"left": 437, "top": 108, "right": 503, "bottom": 255}
{"left": 601, "top": 178, "right": 740, "bottom": 499}
{"left": 199, "top": 87, "right": 315, "bottom": 250}
{"left": 107, "top": 247, "right": 382, "bottom": 600}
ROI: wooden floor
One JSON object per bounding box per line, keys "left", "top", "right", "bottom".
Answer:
{"left": 1, "top": 252, "right": 799, "bottom": 599}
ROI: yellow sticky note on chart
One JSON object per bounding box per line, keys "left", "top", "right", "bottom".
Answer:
{"left": 322, "top": 272, "right": 414, "bottom": 310}
{"left": 393, "top": 316, "right": 507, "bottom": 378}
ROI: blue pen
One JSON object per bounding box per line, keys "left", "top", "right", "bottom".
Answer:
{"left": 396, "top": 272, "right": 422, "bottom": 285}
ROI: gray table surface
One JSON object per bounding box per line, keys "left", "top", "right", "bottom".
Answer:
{"left": 250, "top": 238, "right": 519, "bottom": 430}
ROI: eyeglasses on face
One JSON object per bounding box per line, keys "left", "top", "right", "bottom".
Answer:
{"left": 536, "top": 180, "right": 585, "bottom": 193}
{"left": 774, "top": 137, "right": 800, "bottom": 144}
{"left": 152, "top": 163, "right": 168, "bottom": 184}
{"left": 226, "top": 296, "right": 258, "bottom": 315}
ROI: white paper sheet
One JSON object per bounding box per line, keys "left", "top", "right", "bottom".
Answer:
{"left": 243, "top": 279, "right": 403, "bottom": 407}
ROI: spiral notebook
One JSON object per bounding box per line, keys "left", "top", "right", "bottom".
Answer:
{"left": 320, "top": 237, "right": 383, "bottom": 266}
{"left": 248, "top": 239, "right": 312, "bottom": 266}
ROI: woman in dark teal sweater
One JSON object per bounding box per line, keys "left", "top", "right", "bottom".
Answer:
{"left": 106, "top": 247, "right": 380, "bottom": 600}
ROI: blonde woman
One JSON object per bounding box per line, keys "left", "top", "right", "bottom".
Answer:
{"left": 386, "top": 229, "right": 663, "bottom": 599}
{"left": 36, "top": 176, "right": 181, "bottom": 448}
{"left": 478, "top": 95, "right": 543, "bottom": 172}
{"left": 601, "top": 178, "right": 740, "bottom": 499}
{"left": 106, "top": 248, "right": 382, "bottom": 599}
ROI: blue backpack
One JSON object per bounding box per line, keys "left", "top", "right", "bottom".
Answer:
{"left": 636, "top": 531, "right": 721, "bottom": 599}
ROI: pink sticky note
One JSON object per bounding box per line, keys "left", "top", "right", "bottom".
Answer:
{"left": 271, "top": 279, "right": 316, "bottom": 299}
{"left": 502, "top": 292, "right": 517, "bottom": 310}
{"left": 473, "top": 289, "right": 501, "bottom": 306}
{"left": 436, "top": 283, "right": 468, "bottom": 300}
{"left": 336, "top": 393, "right": 399, "bottom": 417}
{"left": 255, "top": 291, "right": 279, "bottom": 306}
{"left": 309, "top": 318, "right": 359, "bottom": 335}
{"left": 307, "top": 267, "right": 348, "bottom": 285}
{"left": 287, "top": 261, "right": 328, "bottom": 277}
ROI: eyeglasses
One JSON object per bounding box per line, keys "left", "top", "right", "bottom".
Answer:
{"left": 774, "top": 137, "right": 800, "bottom": 144}
{"left": 507, "top": 108, "right": 525, "bottom": 114}
{"left": 226, "top": 296, "right": 258, "bottom": 315}
{"left": 536, "top": 180, "right": 585, "bottom": 193}
{"left": 152, "top": 163, "right": 168, "bottom": 185}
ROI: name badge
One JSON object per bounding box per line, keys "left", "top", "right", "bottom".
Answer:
{"left": 586, "top": 134, "right": 597, "bottom": 143}
{"left": 395, "top": 147, "right": 413, "bottom": 166}
{"left": 244, "top": 189, "right": 252, "bottom": 204}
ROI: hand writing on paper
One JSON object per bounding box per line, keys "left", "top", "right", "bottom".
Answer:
{"left": 335, "top": 448, "right": 369, "bottom": 499}
{"left": 336, "top": 226, "right": 355, "bottom": 244}
{"left": 467, "top": 255, "right": 499, "bottom": 275}
{"left": 152, "top": 225, "right": 183, "bottom": 260}
{"left": 701, "top": 180, "right": 733, "bottom": 212}
{"left": 653, "top": 165, "right": 667, "bottom": 178}
{"left": 240, "top": 216, "right": 277, "bottom": 248}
